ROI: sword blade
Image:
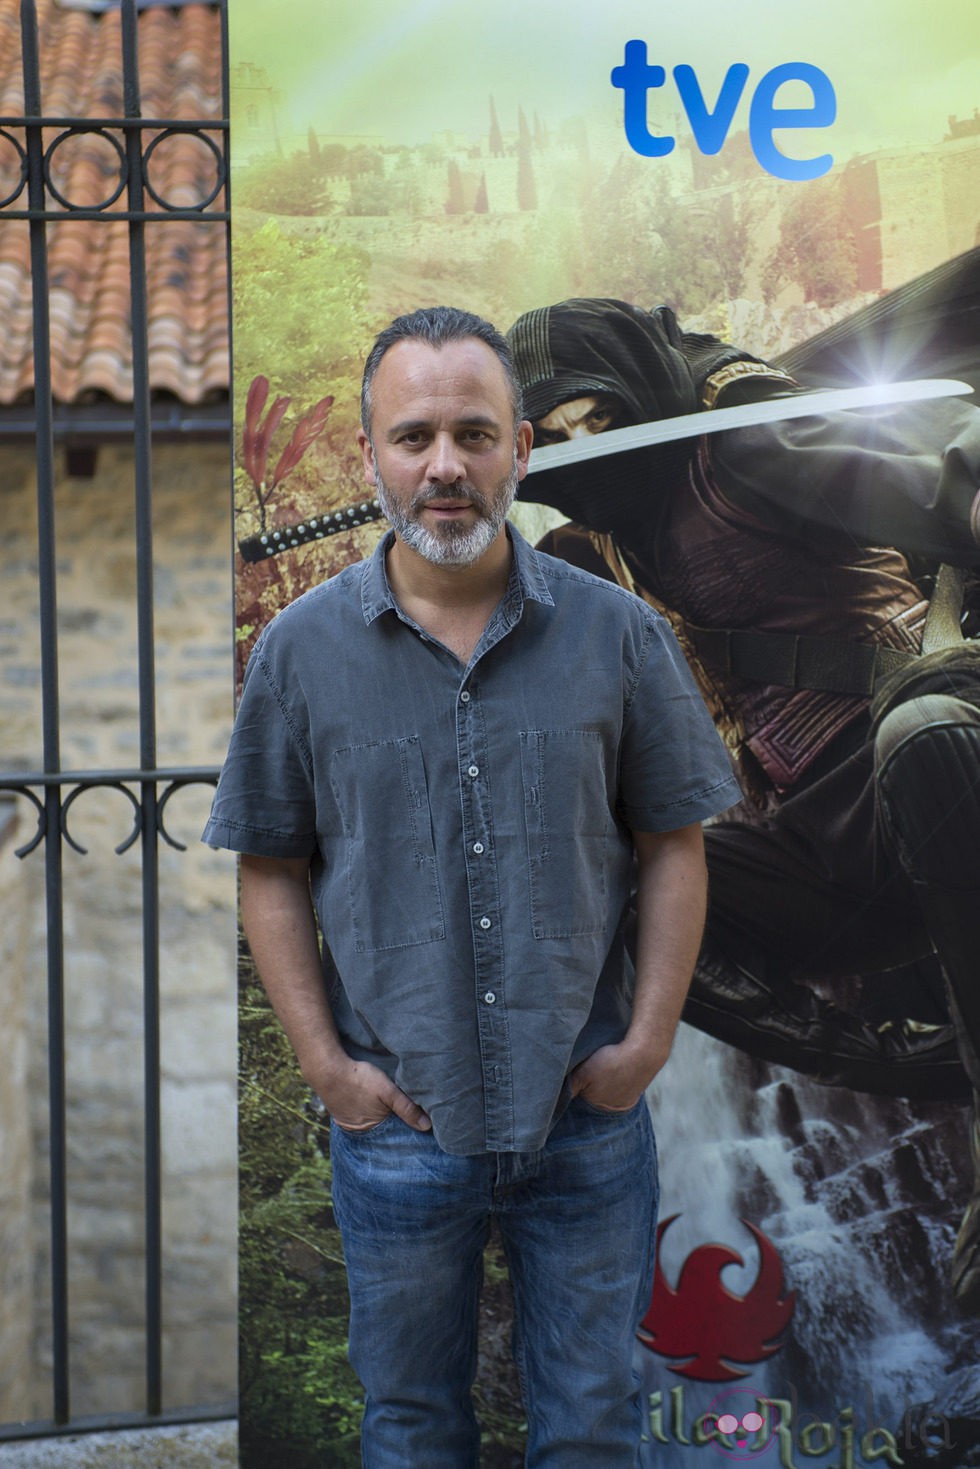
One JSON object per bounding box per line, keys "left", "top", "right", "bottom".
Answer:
{"left": 526, "top": 378, "right": 974, "bottom": 473}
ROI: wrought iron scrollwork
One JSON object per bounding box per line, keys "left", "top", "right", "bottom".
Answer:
{"left": 60, "top": 781, "right": 141, "bottom": 856}
{"left": 0, "top": 770, "right": 220, "bottom": 859}
{"left": 43, "top": 126, "right": 129, "bottom": 212}
{"left": 0, "top": 783, "right": 47, "bottom": 859}
{"left": 156, "top": 776, "right": 220, "bottom": 852}
{"left": 0, "top": 126, "right": 28, "bottom": 208}
{"left": 142, "top": 127, "right": 225, "bottom": 212}
{"left": 0, "top": 117, "right": 228, "bottom": 220}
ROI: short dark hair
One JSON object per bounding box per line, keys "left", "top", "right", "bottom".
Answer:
{"left": 360, "top": 305, "right": 523, "bottom": 434}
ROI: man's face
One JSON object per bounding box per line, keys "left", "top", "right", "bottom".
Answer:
{"left": 532, "top": 394, "right": 623, "bottom": 448}
{"left": 358, "top": 338, "right": 533, "bottom": 567}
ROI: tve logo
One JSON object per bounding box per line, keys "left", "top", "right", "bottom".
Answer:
{"left": 611, "top": 41, "right": 836, "bottom": 181}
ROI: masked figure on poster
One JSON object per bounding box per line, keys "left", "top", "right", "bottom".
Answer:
{"left": 507, "top": 249, "right": 980, "bottom": 1312}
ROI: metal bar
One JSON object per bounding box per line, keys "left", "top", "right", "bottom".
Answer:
{"left": 0, "top": 767, "right": 221, "bottom": 787}
{"left": 21, "top": 0, "right": 71, "bottom": 1428}
{"left": 216, "top": 0, "right": 238, "bottom": 669}
{"left": 0, "top": 1400, "right": 237, "bottom": 1445}
{"left": 120, "top": 0, "right": 164, "bottom": 1419}
{"left": 0, "top": 406, "right": 232, "bottom": 437}
{"left": 0, "top": 208, "right": 230, "bottom": 221}
{"left": 0, "top": 114, "right": 229, "bottom": 129}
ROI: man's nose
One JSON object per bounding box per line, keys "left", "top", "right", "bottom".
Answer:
{"left": 427, "top": 433, "right": 466, "bottom": 484}
{"left": 568, "top": 423, "right": 600, "bottom": 439}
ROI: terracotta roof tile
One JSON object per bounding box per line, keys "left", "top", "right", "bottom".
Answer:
{"left": 0, "top": 0, "right": 228, "bottom": 406}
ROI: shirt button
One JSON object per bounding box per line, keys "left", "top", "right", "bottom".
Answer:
{"left": 460, "top": 691, "right": 471, "bottom": 703}
{"left": 483, "top": 991, "right": 496, "bottom": 1005}
{"left": 467, "top": 764, "right": 479, "bottom": 778}
{"left": 479, "top": 916, "right": 492, "bottom": 930}
{"left": 472, "top": 842, "right": 484, "bottom": 855}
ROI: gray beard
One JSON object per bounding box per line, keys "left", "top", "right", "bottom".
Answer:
{"left": 375, "top": 465, "right": 518, "bottom": 567}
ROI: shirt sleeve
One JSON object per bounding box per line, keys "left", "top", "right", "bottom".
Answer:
{"left": 710, "top": 397, "right": 980, "bottom": 566}
{"left": 201, "top": 635, "right": 318, "bottom": 859}
{"left": 617, "top": 609, "right": 742, "bottom": 833}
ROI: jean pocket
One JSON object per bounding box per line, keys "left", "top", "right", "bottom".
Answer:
{"left": 573, "top": 1093, "right": 642, "bottom": 1119}
{"left": 330, "top": 736, "right": 446, "bottom": 952}
{"left": 521, "top": 728, "right": 616, "bottom": 939}
{"left": 331, "top": 1111, "right": 401, "bottom": 1138}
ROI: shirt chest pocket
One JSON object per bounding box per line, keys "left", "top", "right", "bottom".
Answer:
{"left": 520, "top": 729, "right": 618, "bottom": 940}
{"left": 329, "top": 737, "right": 446, "bottom": 952}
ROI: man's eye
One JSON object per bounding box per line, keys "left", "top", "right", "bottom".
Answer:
{"left": 535, "top": 429, "right": 563, "bottom": 447}
{"left": 588, "top": 409, "right": 615, "bottom": 432}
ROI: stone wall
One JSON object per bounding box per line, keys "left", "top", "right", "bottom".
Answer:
{"left": 0, "top": 440, "right": 238, "bottom": 1421}
{"left": 0, "top": 814, "right": 34, "bottom": 1421}
{"left": 875, "top": 139, "right": 980, "bottom": 291}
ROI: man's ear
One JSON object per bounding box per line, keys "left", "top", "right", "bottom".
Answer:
{"left": 515, "top": 419, "right": 534, "bottom": 481}
{"left": 356, "top": 428, "right": 377, "bottom": 486}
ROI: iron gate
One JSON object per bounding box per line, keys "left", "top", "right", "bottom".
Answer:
{"left": 0, "top": 0, "right": 233, "bottom": 1438}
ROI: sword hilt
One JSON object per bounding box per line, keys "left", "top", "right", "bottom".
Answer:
{"left": 238, "top": 499, "right": 383, "bottom": 562}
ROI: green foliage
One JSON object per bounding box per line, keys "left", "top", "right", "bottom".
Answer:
{"left": 239, "top": 946, "right": 363, "bottom": 1468}
{"left": 232, "top": 218, "right": 371, "bottom": 443}
{"left": 235, "top": 144, "right": 384, "bottom": 219}
{"left": 581, "top": 156, "right": 747, "bottom": 315}
{"left": 235, "top": 152, "right": 331, "bottom": 218}
{"left": 348, "top": 170, "right": 422, "bottom": 217}
{"left": 764, "top": 177, "right": 859, "bottom": 307}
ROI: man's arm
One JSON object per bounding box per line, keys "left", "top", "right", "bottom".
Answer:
{"left": 570, "top": 823, "right": 707, "bottom": 1109}
{"left": 240, "top": 853, "right": 431, "bottom": 1132}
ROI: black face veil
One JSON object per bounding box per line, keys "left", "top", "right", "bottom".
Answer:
{"left": 507, "top": 298, "right": 768, "bottom": 538}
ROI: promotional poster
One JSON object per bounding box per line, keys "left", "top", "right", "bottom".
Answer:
{"left": 228, "top": 3, "right": 980, "bottom": 1464}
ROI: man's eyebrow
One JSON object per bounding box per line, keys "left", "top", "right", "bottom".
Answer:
{"left": 386, "top": 413, "right": 502, "bottom": 437}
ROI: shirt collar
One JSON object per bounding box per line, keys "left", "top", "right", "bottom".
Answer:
{"left": 360, "top": 522, "right": 555, "bottom": 626}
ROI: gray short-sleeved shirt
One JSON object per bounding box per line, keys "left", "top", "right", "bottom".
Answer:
{"left": 204, "top": 525, "right": 740, "bottom": 1154}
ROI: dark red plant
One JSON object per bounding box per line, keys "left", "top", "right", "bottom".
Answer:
{"left": 241, "top": 374, "right": 334, "bottom": 530}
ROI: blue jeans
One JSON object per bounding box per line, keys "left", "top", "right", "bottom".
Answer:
{"left": 329, "top": 1094, "right": 658, "bottom": 1468}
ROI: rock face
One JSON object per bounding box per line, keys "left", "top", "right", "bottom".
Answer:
{"left": 903, "top": 1367, "right": 980, "bottom": 1465}
{"left": 639, "top": 1025, "right": 980, "bottom": 1468}
{"left": 0, "top": 441, "right": 238, "bottom": 1423}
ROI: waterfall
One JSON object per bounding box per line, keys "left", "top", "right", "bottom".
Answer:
{"left": 638, "top": 1023, "right": 980, "bottom": 1466}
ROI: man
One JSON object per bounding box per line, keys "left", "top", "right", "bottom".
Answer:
{"left": 204, "top": 306, "right": 740, "bottom": 1466}
{"left": 506, "top": 293, "right": 980, "bottom": 1311}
